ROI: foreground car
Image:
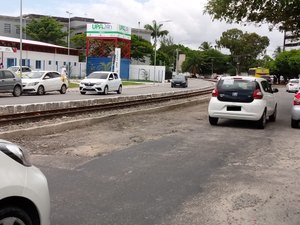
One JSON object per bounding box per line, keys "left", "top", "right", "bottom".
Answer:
{"left": 286, "top": 79, "right": 299, "bottom": 93}
{"left": 0, "top": 69, "right": 22, "bottom": 97}
{"left": 22, "top": 71, "right": 68, "bottom": 95}
{"left": 208, "top": 76, "right": 278, "bottom": 129}
{"left": 291, "top": 91, "right": 300, "bottom": 128}
{"left": 0, "top": 139, "right": 50, "bottom": 225}
{"left": 79, "top": 71, "right": 122, "bottom": 95}
{"left": 171, "top": 75, "right": 188, "bottom": 88}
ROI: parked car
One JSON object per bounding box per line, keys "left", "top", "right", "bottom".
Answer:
{"left": 208, "top": 76, "right": 279, "bottom": 129}
{"left": 291, "top": 91, "right": 300, "bottom": 128}
{"left": 79, "top": 71, "right": 122, "bottom": 95}
{"left": 22, "top": 71, "right": 68, "bottom": 95}
{"left": 0, "top": 69, "right": 22, "bottom": 97}
{"left": 8, "top": 66, "right": 32, "bottom": 77}
{"left": 0, "top": 139, "right": 50, "bottom": 225}
{"left": 171, "top": 75, "right": 188, "bottom": 88}
{"left": 286, "top": 79, "right": 299, "bottom": 93}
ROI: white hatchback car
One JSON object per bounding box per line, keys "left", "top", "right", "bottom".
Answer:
{"left": 286, "top": 79, "right": 299, "bottom": 93}
{"left": 79, "top": 71, "right": 122, "bottom": 95}
{"left": 0, "top": 139, "right": 50, "bottom": 225}
{"left": 208, "top": 76, "right": 278, "bottom": 129}
{"left": 291, "top": 91, "right": 300, "bottom": 128}
{"left": 22, "top": 71, "right": 68, "bottom": 95}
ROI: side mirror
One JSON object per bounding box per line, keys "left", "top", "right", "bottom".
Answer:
{"left": 109, "top": 77, "right": 113, "bottom": 80}
{"left": 44, "top": 75, "right": 50, "bottom": 79}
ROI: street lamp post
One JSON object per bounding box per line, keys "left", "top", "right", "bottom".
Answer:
{"left": 66, "top": 11, "right": 72, "bottom": 77}
{"left": 19, "top": 0, "right": 23, "bottom": 77}
{"left": 153, "top": 20, "right": 171, "bottom": 83}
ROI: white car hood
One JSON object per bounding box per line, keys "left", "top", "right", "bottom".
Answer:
{"left": 81, "top": 78, "right": 106, "bottom": 83}
{"left": 22, "top": 78, "right": 41, "bottom": 84}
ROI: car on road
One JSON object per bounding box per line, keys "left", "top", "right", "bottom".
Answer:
{"left": 0, "top": 69, "right": 22, "bottom": 97}
{"left": 8, "top": 66, "right": 32, "bottom": 77}
{"left": 171, "top": 75, "right": 188, "bottom": 88}
{"left": 286, "top": 79, "right": 299, "bottom": 93}
{"left": 208, "top": 76, "right": 279, "bottom": 129}
{"left": 291, "top": 91, "right": 300, "bottom": 128}
{"left": 22, "top": 71, "right": 68, "bottom": 95}
{"left": 79, "top": 71, "right": 122, "bottom": 95}
{"left": 0, "top": 139, "right": 50, "bottom": 225}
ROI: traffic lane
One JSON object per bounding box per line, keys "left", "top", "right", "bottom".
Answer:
{"left": 0, "top": 79, "right": 214, "bottom": 105}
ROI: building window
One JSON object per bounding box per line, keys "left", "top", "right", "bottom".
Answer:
{"left": 63, "top": 62, "right": 66, "bottom": 65}
{"left": 16, "top": 26, "right": 20, "bottom": 34}
{"left": 49, "top": 61, "right": 52, "bottom": 65}
{"left": 36, "top": 60, "right": 41, "bottom": 69}
{"left": 74, "top": 62, "right": 77, "bottom": 66}
{"left": 4, "top": 24, "right": 11, "bottom": 33}
{"left": 56, "top": 61, "right": 58, "bottom": 65}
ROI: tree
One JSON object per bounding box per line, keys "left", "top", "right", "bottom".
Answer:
{"left": 131, "top": 35, "right": 153, "bottom": 63}
{"left": 182, "top": 51, "right": 206, "bottom": 77}
{"left": 216, "top": 28, "right": 269, "bottom": 72}
{"left": 25, "top": 16, "right": 67, "bottom": 45}
{"left": 205, "top": 0, "right": 300, "bottom": 33}
{"left": 274, "top": 50, "right": 300, "bottom": 80}
{"left": 144, "top": 20, "right": 169, "bottom": 46}
{"left": 71, "top": 33, "right": 86, "bottom": 62}
{"left": 199, "top": 41, "right": 213, "bottom": 51}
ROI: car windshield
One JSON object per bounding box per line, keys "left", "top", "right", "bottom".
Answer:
{"left": 218, "top": 79, "right": 256, "bottom": 92}
{"left": 290, "top": 79, "right": 299, "bottom": 84}
{"left": 173, "top": 75, "right": 185, "bottom": 81}
{"left": 8, "top": 67, "right": 18, "bottom": 72}
{"left": 24, "top": 71, "right": 44, "bottom": 79}
{"left": 87, "top": 72, "right": 109, "bottom": 79}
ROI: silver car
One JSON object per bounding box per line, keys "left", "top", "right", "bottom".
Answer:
{"left": 291, "top": 91, "right": 300, "bottom": 128}
{"left": 0, "top": 69, "right": 23, "bottom": 97}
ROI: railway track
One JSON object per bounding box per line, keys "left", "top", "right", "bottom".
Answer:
{"left": 0, "top": 88, "right": 213, "bottom": 124}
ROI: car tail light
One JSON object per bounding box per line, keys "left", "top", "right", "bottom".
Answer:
{"left": 253, "top": 89, "right": 263, "bottom": 99}
{"left": 293, "top": 93, "right": 300, "bottom": 105}
{"left": 212, "top": 88, "right": 219, "bottom": 97}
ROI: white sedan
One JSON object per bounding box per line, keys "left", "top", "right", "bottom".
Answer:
{"left": 80, "top": 71, "right": 122, "bottom": 95}
{"left": 22, "top": 71, "right": 68, "bottom": 95}
{"left": 0, "top": 139, "right": 50, "bottom": 225}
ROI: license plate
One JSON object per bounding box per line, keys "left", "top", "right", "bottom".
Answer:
{"left": 227, "top": 106, "right": 241, "bottom": 111}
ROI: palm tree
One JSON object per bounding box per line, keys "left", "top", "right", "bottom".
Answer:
{"left": 199, "top": 41, "right": 213, "bottom": 51}
{"left": 144, "top": 20, "right": 169, "bottom": 47}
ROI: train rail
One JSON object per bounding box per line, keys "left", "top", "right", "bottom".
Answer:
{"left": 0, "top": 88, "right": 213, "bottom": 124}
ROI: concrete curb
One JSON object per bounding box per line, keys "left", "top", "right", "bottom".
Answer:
{"left": 0, "top": 96, "right": 210, "bottom": 139}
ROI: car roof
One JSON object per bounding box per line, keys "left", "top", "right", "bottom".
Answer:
{"left": 220, "top": 76, "right": 265, "bottom": 82}
{"left": 31, "top": 70, "right": 60, "bottom": 73}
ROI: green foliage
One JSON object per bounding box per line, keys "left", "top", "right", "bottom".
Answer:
{"left": 205, "top": 0, "right": 300, "bottom": 33}
{"left": 274, "top": 50, "right": 300, "bottom": 79}
{"left": 217, "top": 28, "right": 269, "bottom": 73}
{"left": 131, "top": 35, "right": 153, "bottom": 63}
{"left": 25, "top": 16, "right": 67, "bottom": 45}
{"left": 144, "top": 20, "right": 169, "bottom": 46}
{"left": 71, "top": 33, "right": 86, "bottom": 49}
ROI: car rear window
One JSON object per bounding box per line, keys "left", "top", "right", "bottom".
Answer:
{"left": 290, "top": 79, "right": 299, "bottom": 84}
{"left": 217, "top": 79, "right": 257, "bottom": 103}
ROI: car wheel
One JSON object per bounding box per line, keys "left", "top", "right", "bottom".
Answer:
{"left": 80, "top": 91, "right": 86, "bottom": 95}
{"left": 117, "top": 85, "right": 122, "bottom": 94}
{"left": 36, "top": 85, "right": 44, "bottom": 95}
{"left": 209, "top": 116, "right": 218, "bottom": 125}
{"left": 12, "top": 85, "right": 22, "bottom": 97}
{"left": 0, "top": 206, "right": 34, "bottom": 225}
{"left": 291, "top": 119, "right": 299, "bottom": 128}
{"left": 171, "top": 84, "right": 174, "bottom": 88}
{"left": 103, "top": 86, "right": 108, "bottom": 95}
{"left": 60, "top": 84, "right": 67, "bottom": 94}
{"left": 257, "top": 111, "right": 266, "bottom": 129}
{"left": 269, "top": 105, "right": 277, "bottom": 122}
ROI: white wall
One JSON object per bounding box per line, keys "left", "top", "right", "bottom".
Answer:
{"left": 0, "top": 50, "right": 86, "bottom": 78}
{"left": 129, "top": 65, "right": 166, "bottom": 83}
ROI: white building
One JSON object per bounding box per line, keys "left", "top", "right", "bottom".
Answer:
{"left": 0, "top": 36, "right": 86, "bottom": 78}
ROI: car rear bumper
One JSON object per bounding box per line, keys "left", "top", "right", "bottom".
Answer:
{"left": 208, "top": 98, "right": 265, "bottom": 121}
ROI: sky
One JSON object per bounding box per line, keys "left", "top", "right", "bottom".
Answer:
{"left": 2, "top": 0, "right": 284, "bottom": 56}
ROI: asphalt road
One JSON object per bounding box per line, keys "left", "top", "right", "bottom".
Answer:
{"left": 0, "top": 79, "right": 214, "bottom": 105}
{"left": 31, "top": 87, "right": 300, "bottom": 225}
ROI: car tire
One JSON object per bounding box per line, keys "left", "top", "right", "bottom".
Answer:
{"left": 117, "top": 85, "right": 122, "bottom": 94}
{"left": 36, "top": 85, "right": 44, "bottom": 95}
{"left": 291, "top": 119, "right": 299, "bottom": 128}
{"left": 0, "top": 206, "right": 34, "bottom": 225}
{"left": 209, "top": 116, "right": 218, "bottom": 125}
{"left": 103, "top": 86, "right": 108, "bottom": 95}
{"left": 12, "top": 85, "right": 22, "bottom": 97}
{"left": 269, "top": 105, "right": 277, "bottom": 122}
{"left": 171, "top": 84, "right": 174, "bottom": 88}
{"left": 257, "top": 111, "right": 266, "bottom": 129}
{"left": 80, "top": 91, "right": 86, "bottom": 95}
{"left": 60, "top": 84, "right": 67, "bottom": 94}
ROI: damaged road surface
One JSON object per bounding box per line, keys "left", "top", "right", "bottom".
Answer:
{"left": 8, "top": 90, "right": 300, "bottom": 225}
